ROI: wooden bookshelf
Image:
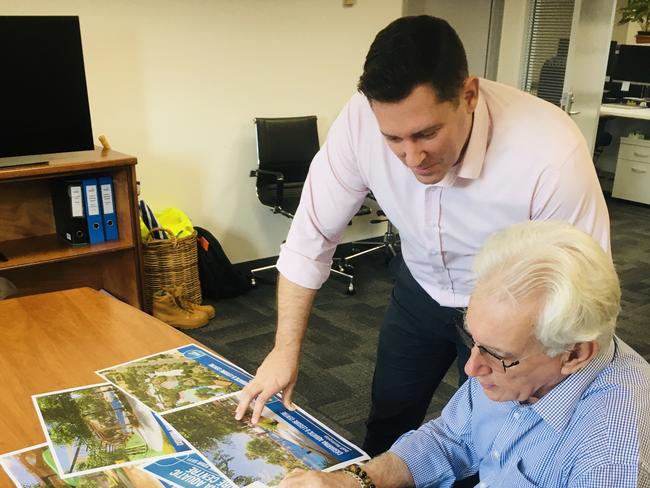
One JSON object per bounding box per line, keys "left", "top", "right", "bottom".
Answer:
{"left": 0, "top": 148, "right": 144, "bottom": 308}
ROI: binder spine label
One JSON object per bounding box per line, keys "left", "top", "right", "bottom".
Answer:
{"left": 85, "top": 186, "right": 100, "bottom": 215}
{"left": 100, "top": 184, "right": 114, "bottom": 214}
{"left": 70, "top": 186, "right": 84, "bottom": 217}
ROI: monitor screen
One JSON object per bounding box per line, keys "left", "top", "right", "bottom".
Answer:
{"left": 612, "top": 44, "right": 650, "bottom": 86}
{"left": 0, "top": 16, "right": 94, "bottom": 163}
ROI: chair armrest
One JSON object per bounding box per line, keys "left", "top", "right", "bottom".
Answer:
{"left": 249, "top": 169, "right": 285, "bottom": 181}
{"left": 250, "top": 169, "right": 286, "bottom": 211}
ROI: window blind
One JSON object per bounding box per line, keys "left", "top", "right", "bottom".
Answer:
{"left": 521, "top": 0, "right": 575, "bottom": 106}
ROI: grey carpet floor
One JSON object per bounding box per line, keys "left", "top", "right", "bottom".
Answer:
{"left": 185, "top": 196, "right": 650, "bottom": 447}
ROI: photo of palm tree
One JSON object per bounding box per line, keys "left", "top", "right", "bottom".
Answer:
{"left": 33, "top": 384, "right": 191, "bottom": 479}
{"left": 97, "top": 347, "right": 243, "bottom": 413}
{"left": 162, "top": 394, "right": 351, "bottom": 487}
{"left": 0, "top": 443, "right": 169, "bottom": 487}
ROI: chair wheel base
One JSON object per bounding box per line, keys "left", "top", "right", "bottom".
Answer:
{"left": 339, "top": 263, "right": 354, "bottom": 275}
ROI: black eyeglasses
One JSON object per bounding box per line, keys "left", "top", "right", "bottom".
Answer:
{"left": 454, "top": 321, "right": 521, "bottom": 372}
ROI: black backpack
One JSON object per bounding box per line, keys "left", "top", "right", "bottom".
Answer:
{"left": 195, "top": 226, "right": 251, "bottom": 299}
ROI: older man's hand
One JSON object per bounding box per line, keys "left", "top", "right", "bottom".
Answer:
{"left": 278, "top": 469, "right": 357, "bottom": 487}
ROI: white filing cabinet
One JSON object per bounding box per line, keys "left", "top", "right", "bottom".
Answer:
{"left": 612, "top": 137, "right": 650, "bottom": 205}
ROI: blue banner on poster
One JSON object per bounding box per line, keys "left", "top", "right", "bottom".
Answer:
{"left": 143, "top": 453, "right": 234, "bottom": 488}
{"left": 153, "top": 412, "right": 192, "bottom": 451}
{"left": 178, "top": 345, "right": 253, "bottom": 388}
{"left": 265, "top": 398, "right": 365, "bottom": 463}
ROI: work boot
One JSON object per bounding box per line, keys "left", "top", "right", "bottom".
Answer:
{"left": 153, "top": 290, "right": 209, "bottom": 329}
{"left": 167, "top": 285, "right": 216, "bottom": 320}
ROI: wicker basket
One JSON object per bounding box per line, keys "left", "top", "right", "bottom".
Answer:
{"left": 142, "top": 227, "right": 202, "bottom": 313}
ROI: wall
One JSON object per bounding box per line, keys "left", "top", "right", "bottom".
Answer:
{"left": 3, "top": 0, "right": 402, "bottom": 263}
{"left": 496, "top": 0, "right": 528, "bottom": 88}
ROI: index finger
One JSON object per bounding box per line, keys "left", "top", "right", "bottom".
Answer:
{"left": 250, "top": 389, "right": 275, "bottom": 424}
{"left": 235, "top": 381, "right": 263, "bottom": 420}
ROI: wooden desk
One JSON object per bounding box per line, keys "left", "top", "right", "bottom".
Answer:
{"left": 0, "top": 288, "right": 205, "bottom": 486}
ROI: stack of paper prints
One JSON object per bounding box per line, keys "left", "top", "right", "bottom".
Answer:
{"left": 32, "top": 383, "right": 192, "bottom": 477}
{"left": 0, "top": 344, "right": 367, "bottom": 488}
{"left": 95, "top": 345, "right": 251, "bottom": 414}
{"left": 161, "top": 392, "right": 367, "bottom": 487}
{"left": 0, "top": 443, "right": 174, "bottom": 487}
{"left": 143, "top": 453, "right": 237, "bottom": 488}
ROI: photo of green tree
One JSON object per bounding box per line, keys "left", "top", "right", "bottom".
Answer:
{"left": 34, "top": 384, "right": 190, "bottom": 479}
{"left": 0, "top": 443, "right": 168, "bottom": 487}
{"left": 98, "top": 349, "right": 241, "bottom": 413}
{"left": 162, "top": 395, "right": 341, "bottom": 487}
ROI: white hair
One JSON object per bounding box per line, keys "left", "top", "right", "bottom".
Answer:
{"left": 473, "top": 221, "right": 620, "bottom": 356}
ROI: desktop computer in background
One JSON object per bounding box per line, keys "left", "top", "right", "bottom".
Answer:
{"left": 597, "top": 44, "right": 650, "bottom": 198}
{"left": 609, "top": 44, "right": 650, "bottom": 105}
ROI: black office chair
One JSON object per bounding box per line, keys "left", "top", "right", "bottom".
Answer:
{"left": 537, "top": 38, "right": 568, "bottom": 107}
{"left": 249, "top": 115, "right": 370, "bottom": 294}
{"left": 594, "top": 116, "right": 613, "bottom": 163}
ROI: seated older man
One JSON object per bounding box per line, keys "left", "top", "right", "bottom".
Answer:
{"left": 279, "top": 221, "right": 650, "bottom": 488}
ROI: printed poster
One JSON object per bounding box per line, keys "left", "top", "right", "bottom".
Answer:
{"left": 142, "top": 452, "right": 236, "bottom": 488}
{"left": 0, "top": 443, "right": 173, "bottom": 487}
{"left": 32, "top": 383, "right": 192, "bottom": 479}
{"left": 161, "top": 392, "right": 368, "bottom": 487}
{"left": 96, "top": 344, "right": 253, "bottom": 414}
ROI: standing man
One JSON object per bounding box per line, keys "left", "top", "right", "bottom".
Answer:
{"left": 236, "top": 15, "right": 610, "bottom": 457}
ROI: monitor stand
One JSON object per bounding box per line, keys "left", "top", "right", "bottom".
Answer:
{"left": 0, "top": 154, "right": 49, "bottom": 169}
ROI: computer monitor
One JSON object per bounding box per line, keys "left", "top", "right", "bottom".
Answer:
{"left": 0, "top": 16, "right": 94, "bottom": 168}
{"left": 612, "top": 44, "right": 650, "bottom": 86}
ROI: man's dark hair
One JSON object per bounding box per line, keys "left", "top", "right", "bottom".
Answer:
{"left": 358, "top": 16, "right": 468, "bottom": 104}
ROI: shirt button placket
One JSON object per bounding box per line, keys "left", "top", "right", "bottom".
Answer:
{"left": 427, "top": 186, "right": 447, "bottom": 289}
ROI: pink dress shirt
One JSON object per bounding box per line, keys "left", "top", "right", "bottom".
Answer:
{"left": 276, "top": 78, "right": 610, "bottom": 308}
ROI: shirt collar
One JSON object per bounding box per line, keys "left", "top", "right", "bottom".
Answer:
{"left": 453, "top": 86, "right": 490, "bottom": 180}
{"left": 530, "top": 339, "right": 616, "bottom": 432}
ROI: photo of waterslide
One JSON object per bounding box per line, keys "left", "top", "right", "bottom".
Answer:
{"left": 0, "top": 443, "right": 170, "bottom": 487}
{"left": 33, "top": 383, "right": 190, "bottom": 479}
{"left": 162, "top": 393, "right": 351, "bottom": 487}
{"left": 97, "top": 346, "right": 244, "bottom": 413}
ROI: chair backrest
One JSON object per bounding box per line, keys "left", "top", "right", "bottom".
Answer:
{"left": 254, "top": 116, "right": 319, "bottom": 185}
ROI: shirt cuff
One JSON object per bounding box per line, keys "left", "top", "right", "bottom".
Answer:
{"left": 276, "top": 244, "right": 332, "bottom": 290}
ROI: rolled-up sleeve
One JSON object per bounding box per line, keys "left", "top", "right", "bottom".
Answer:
{"left": 277, "top": 95, "right": 370, "bottom": 289}
{"left": 389, "top": 381, "right": 479, "bottom": 487}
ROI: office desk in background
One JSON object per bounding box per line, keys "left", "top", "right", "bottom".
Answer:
{"left": 0, "top": 288, "right": 205, "bottom": 486}
{"left": 597, "top": 104, "right": 650, "bottom": 199}
{"left": 600, "top": 104, "right": 650, "bottom": 121}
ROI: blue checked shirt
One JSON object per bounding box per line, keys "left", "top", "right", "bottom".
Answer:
{"left": 390, "top": 338, "right": 650, "bottom": 487}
